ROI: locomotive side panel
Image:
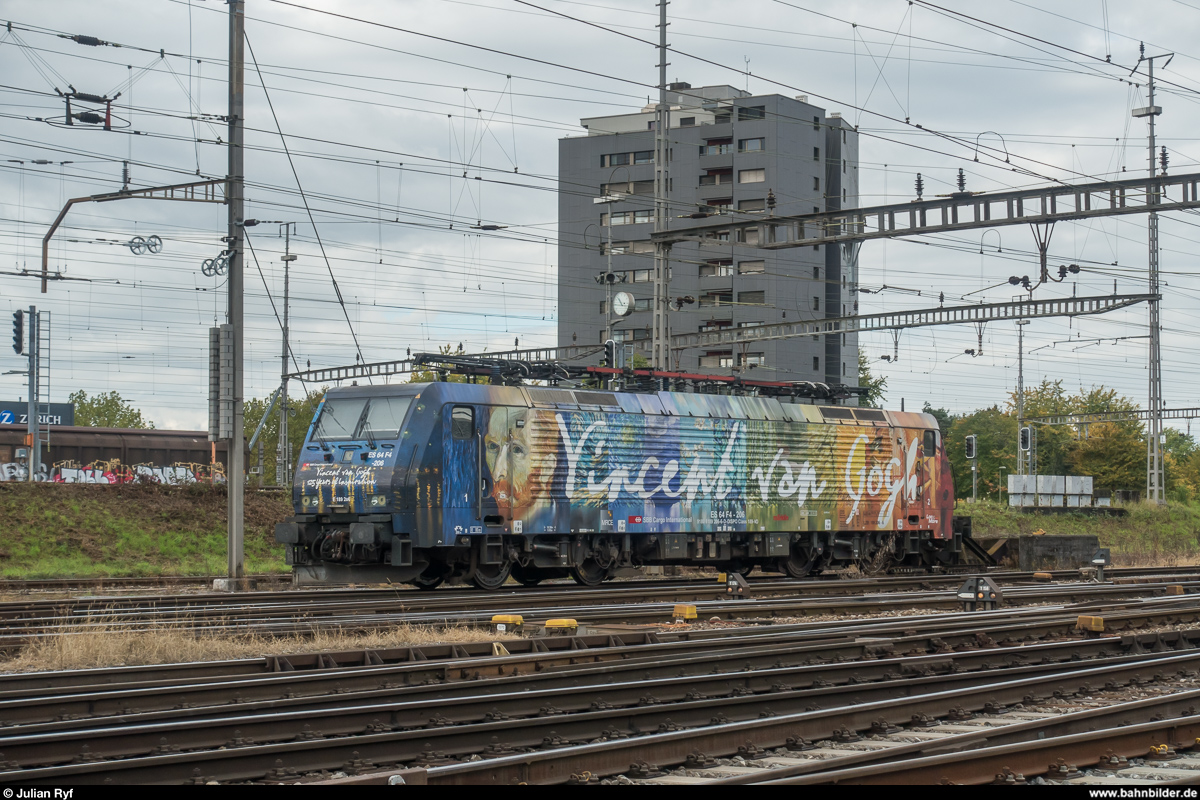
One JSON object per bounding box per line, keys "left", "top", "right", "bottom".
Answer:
{"left": 470, "top": 405, "right": 939, "bottom": 538}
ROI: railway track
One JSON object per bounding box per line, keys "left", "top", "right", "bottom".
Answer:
{"left": 2, "top": 591, "right": 1200, "bottom": 784}
{"left": 1, "top": 567, "right": 1198, "bottom": 647}
{"left": 0, "top": 574, "right": 290, "bottom": 594}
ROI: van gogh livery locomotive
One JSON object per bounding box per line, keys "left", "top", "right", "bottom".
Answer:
{"left": 276, "top": 378, "right": 966, "bottom": 589}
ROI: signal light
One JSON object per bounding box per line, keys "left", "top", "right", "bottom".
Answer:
{"left": 12, "top": 310, "right": 23, "bottom": 355}
{"left": 965, "top": 434, "right": 977, "bottom": 460}
{"left": 1019, "top": 426, "right": 1031, "bottom": 451}
{"left": 603, "top": 339, "right": 616, "bottom": 369}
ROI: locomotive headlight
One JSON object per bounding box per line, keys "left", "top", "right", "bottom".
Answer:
{"left": 301, "top": 495, "right": 312, "bottom": 507}
{"left": 370, "top": 495, "right": 387, "bottom": 507}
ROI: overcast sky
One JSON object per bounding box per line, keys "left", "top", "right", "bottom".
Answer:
{"left": 2, "top": 0, "right": 1199, "bottom": 436}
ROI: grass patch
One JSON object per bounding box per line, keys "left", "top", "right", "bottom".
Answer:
{"left": 966, "top": 499, "right": 1200, "bottom": 565}
{"left": 0, "top": 483, "right": 290, "bottom": 578}
{"left": 0, "top": 621, "right": 514, "bottom": 673}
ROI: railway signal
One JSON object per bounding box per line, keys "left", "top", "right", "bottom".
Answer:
{"left": 957, "top": 576, "right": 1003, "bottom": 611}
{"left": 1019, "top": 427, "right": 1032, "bottom": 452}
{"left": 12, "top": 310, "right": 24, "bottom": 355}
{"left": 965, "top": 435, "right": 978, "bottom": 503}
{"left": 603, "top": 339, "right": 617, "bottom": 369}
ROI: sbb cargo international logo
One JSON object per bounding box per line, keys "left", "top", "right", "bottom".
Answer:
{"left": 627, "top": 515, "right": 643, "bottom": 524}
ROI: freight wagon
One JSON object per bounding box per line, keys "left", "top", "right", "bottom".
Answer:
{"left": 277, "top": 380, "right": 972, "bottom": 588}
{"left": 0, "top": 425, "right": 234, "bottom": 483}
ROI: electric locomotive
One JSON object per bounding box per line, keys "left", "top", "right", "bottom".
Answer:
{"left": 276, "top": 363, "right": 969, "bottom": 589}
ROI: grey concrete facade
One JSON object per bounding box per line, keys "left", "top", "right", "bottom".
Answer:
{"left": 557, "top": 84, "right": 860, "bottom": 390}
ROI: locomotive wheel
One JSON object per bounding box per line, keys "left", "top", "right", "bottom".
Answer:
{"left": 510, "top": 563, "right": 542, "bottom": 587}
{"left": 781, "top": 548, "right": 820, "bottom": 579}
{"left": 411, "top": 572, "right": 444, "bottom": 591}
{"left": 471, "top": 562, "right": 512, "bottom": 591}
{"left": 570, "top": 559, "right": 608, "bottom": 587}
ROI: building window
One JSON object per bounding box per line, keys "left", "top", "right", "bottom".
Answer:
{"left": 737, "top": 320, "right": 763, "bottom": 328}
{"left": 842, "top": 129, "right": 847, "bottom": 143}
{"left": 680, "top": 116, "right": 696, "bottom": 127}
{"left": 739, "top": 198, "right": 765, "bottom": 212}
{"left": 813, "top": 356, "right": 820, "bottom": 371}
{"left": 700, "top": 138, "right": 732, "bottom": 156}
{"left": 739, "top": 228, "right": 760, "bottom": 245}
{"left": 813, "top": 147, "right": 820, "bottom": 161}
{"left": 599, "top": 300, "right": 607, "bottom": 314}
{"left": 813, "top": 176, "right": 820, "bottom": 192}
{"left": 706, "top": 197, "right": 732, "bottom": 208}
{"left": 602, "top": 152, "right": 630, "bottom": 168}
{"left": 739, "top": 290, "right": 765, "bottom": 305}
{"left": 843, "top": 158, "right": 847, "bottom": 173}
{"left": 700, "top": 260, "right": 733, "bottom": 277}
{"left": 843, "top": 188, "right": 847, "bottom": 202}
{"left": 701, "top": 319, "right": 733, "bottom": 332}
{"left": 601, "top": 180, "right": 654, "bottom": 196}
{"left": 633, "top": 298, "right": 651, "bottom": 312}
{"left": 813, "top": 116, "right": 820, "bottom": 131}
{"left": 633, "top": 150, "right": 653, "bottom": 164}
{"left": 714, "top": 109, "right": 732, "bottom": 124}
{"left": 699, "top": 291, "right": 732, "bottom": 307}
{"left": 611, "top": 329, "right": 632, "bottom": 342}
{"left": 700, "top": 352, "right": 734, "bottom": 368}
{"left": 843, "top": 361, "right": 847, "bottom": 376}
{"left": 605, "top": 210, "right": 653, "bottom": 226}
{"left": 632, "top": 328, "right": 650, "bottom": 340}
{"left": 813, "top": 266, "right": 820, "bottom": 280}
{"left": 739, "top": 168, "right": 765, "bottom": 184}
{"left": 738, "top": 137, "right": 764, "bottom": 152}
{"left": 738, "top": 105, "right": 766, "bottom": 121}
{"left": 632, "top": 269, "right": 652, "bottom": 282}
{"left": 700, "top": 168, "right": 734, "bottom": 186}
{"left": 738, "top": 260, "right": 765, "bottom": 274}
{"left": 813, "top": 206, "right": 820, "bottom": 214}
{"left": 812, "top": 296, "right": 820, "bottom": 311}
{"left": 741, "top": 353, "right": 765, "bottom": 366}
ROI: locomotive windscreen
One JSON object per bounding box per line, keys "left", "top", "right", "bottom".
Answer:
{"left": 313, "top": 396, "right": 413, "bottom": 441}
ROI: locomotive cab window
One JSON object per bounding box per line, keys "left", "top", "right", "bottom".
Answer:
{"left": 312, "top": 398, "right": 368, "bottom": 442}
{"left": 312, "top": 396, "right": 414, "bottom": 442}
{"left": 451, "top": 406, "right": 474, "bottom": 439}
{"left": 924, "top": 430, "right": 937, "bottom": 454}
{"left": 363, "top": 397, "right": 414, "bottom": 439}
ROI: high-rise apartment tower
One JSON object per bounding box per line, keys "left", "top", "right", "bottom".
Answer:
{"left": 557, "top": 83, "right": 860, "bottom": 390}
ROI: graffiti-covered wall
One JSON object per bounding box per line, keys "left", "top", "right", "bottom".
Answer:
{"left": 0, "top": 460, "right": 225, "bottom": 484}
{"left": 0, "top": 425, "right": 239, "bottom": 485}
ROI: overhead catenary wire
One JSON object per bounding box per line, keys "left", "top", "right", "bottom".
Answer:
{"left": 244, "top": 32, "right": 365, "bottom": 366}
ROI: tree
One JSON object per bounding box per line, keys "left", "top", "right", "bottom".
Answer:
{"left": 857, "top": 351, "right": 887, "bottom": 409}
{"left": 1064, "top": 386, "right": 1145, "bottom": 493}
{"left": 68, "top": 390, "right": 153, "bottom": 429}
{"left": 1007, "top": 379, "right": 1073, "bottom": 475}
{"left": 921, "top": 402, "right": 955, "bottom": 436}
{"left": 244, "top": 387, "right": 326, "bottom": 486}
{"left": 1163, "top": 428, "right": 1198, "bottom": 500}
{"left": 1066, "top": 422, "right": 1145, "bottom": 492}
{"left": 947, "top": 406, "right": 1018, "bottom": 500}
